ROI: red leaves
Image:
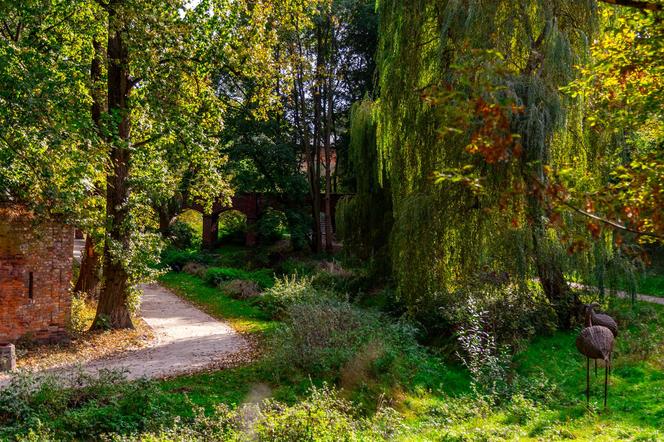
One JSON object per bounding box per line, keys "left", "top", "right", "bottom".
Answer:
{"left": 465, "top": 98, "right": 523, "bottom": 164}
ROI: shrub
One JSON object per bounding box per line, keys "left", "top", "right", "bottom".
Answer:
{"left": 111, "top": 386, "right": 403, "bottom": 442}
{"left": 218, "top": 211, "right": 247, "bottom": 243}
{"left": 67, "top": 294, "right": 94, "bottom": 336}
{"left": 203, "top": 267, "right": 274, "bottom": 289}
{"left": 165, "top": 221, "right": 198, "bottom": 250}
{"left": 257, "top": 208, "right": 288, "bottom": 243}
{"left": 222, "top": 279, "right": 262, "bottom": 300}
{"left": 455, "top": 298, "right": 512, "bottom": 399}
{"left": 446, "top": 278, "right": 557, "bottom": 348}
{"left": 269, "top": 298, "right": 423, "bottom": 384}
{"left": 256, "top": 274, "right": 322, "bottom": 318}
{"left": 278, "top": 258, "right": 316, "bottom": 277}
{"left": 0, "top": 370, "right": 173, "bottom": 440}
{"left": 182, "top": 262, "right": 208, "bottom": 278}
{"left": 161, "top": 248, "right": 202, "bottom": 271}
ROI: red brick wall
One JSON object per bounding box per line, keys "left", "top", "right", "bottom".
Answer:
{"left": 0, "top": 208, "right": 74, "bottom": 345}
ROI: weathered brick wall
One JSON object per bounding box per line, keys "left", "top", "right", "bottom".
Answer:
{"left": 0, "top": 207, "right": 74, "bottom": 345}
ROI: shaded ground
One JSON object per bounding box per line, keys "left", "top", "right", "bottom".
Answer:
{"left": 1, "top": 284, "right": 249, "bottom": 387}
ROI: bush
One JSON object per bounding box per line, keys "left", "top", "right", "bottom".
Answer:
{"left": 218, "top": 211, "right": 247, "bottom": 243}
{"left": 67, "top": 294, "right": 94, "bottom": 336}
{"left": 278, "top": 258, "right": 316, "bottom": 277}
{"left": 182, "top": 262, "right": 208, "bottom": 278}
{"left": 222, "top": 279, "right": 262, "bottom": 300}
{"left": 0, "top": 370, "right": 173, "bottom": 440}
{"left": 256, "top": 274, "right": 322, "bottom": 318}
{"left": 269, "top": 298, "right": 423, "bottom": 383}
{"left": 161, "top": 248, "right": 203, "bottom": 271}
{"left": 203, "top": 267, "right": 274, "bottom": 289}
{"left": 455, "top": 297, "right": 513, "bottom": 399}
{"left": 110, "top": 386, "right": 403, "bottom": 442}
{"left": 165, "top": 221, "right": 198, "bottom": 250}
{"left": 446, "top": 278, "right": 557, "bottom": 348}
{"left": 257, "top": 208, "right": 288, "bottom": 243}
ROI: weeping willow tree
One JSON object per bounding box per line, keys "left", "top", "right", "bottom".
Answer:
{"left": 376, "top": 0, "right": 606, "bottom": 328}
{"left": 336, "top": 99, "right": 393, "bottom": 267}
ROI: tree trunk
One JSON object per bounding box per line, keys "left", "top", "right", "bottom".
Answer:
{"left": 74, "top": 235, "right": 100, "bottom": 297}
{"left": 323, "top": 22, "right": 334, "bottom": 252}
{"left": 93, "top": 5, "right": 134, "bottom": 330}
{"left": 528, "top": 195, "right": 577, "bottom": 330}
{"left": 310, "top": 23, "right": 324, "bottom": 253}
{"left": 73, "top": 38, "right": 104, "bottom": 298}
{"left": 293, "top": 29, "right": 321, "bottom": 253}
{"left": 158, "top": 206, "right": 176, "bottom": 236}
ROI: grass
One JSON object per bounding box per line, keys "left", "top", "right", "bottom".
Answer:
{"left": 159, "top": 272, "right": 278, "bottom": 335}
{"left": 6, "top": 258, "right": 663, "bottom": 441}
{"left": 158, "top": 268, "right": 664, "bottom": 440}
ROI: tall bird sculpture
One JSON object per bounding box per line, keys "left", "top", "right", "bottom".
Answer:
{"left": 584, "top": 303, "right": 618, "bottom": 337}
{"left": 584, "top": 303, "right": 618, "bottom": 375}
{"left": 575, "top": 325, "right": 614, "bottom": 408}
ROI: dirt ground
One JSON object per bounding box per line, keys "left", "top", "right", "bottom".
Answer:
{"left": 0, "top": 284, "right": 249, "bottom": 387}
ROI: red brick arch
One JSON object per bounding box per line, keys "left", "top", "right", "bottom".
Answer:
{"left": 186, "top": 193, "right": 349, "bottom": 249}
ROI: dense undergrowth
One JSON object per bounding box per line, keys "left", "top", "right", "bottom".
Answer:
{"left": 2, "top": 246, "right": 663, "bottom": 441}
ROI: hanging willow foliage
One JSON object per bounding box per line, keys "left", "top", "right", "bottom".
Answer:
{"left": 375, "top": 0, "right": 627, "bottom": 326}
{"left": 336, "top": 99, "right": 393, "bottom": 266}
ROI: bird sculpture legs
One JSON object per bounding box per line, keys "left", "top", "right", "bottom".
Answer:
{"left": 586, "top": 357, "right": 590, "bottom": 405}
{"left": 595, "top": 359, "right": 597, "bottom": 376}
{"left": 604, "top": 361, "right": 609, "bottom": 409}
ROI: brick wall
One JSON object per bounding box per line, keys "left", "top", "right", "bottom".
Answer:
{"left": 0, "top": 206, "right": 74, "bottom": 345}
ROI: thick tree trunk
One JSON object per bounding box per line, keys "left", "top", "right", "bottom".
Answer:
{"left": 74, "top": 38, "right": 104, "bottom": 298}
{"left": 158, "top": 206, "right": 176, "bottom": 236}
{"left": 74, "top": 235, "right": 101, "bottom": 297}
{"left": 93, "top": 6, "right": 134, "bottom": 330}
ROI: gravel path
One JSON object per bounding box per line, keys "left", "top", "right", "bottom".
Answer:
{"left": 1, "top": 284, "right": 249, "bottom": 387}
{"left": 570, "top": 282, "right": 664, "bottom": 305}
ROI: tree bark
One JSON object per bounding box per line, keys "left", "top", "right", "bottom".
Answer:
{"left": 74, "top": 235, "right": 101, "bottom": 297}
{"left": 323, "top": 21, "right": 334, "bottom": 252}
{"left": 93, "top": 4, "right": 134, "bottom": 329}
{"left": 73, "top": 38, "right": 104, "bottom": 297}
{"left": 310, "top": 23, "right": 325, "bottom": 253}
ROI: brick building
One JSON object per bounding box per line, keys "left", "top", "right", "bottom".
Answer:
{"left": 0, "top": 205, "right": 74, "bottom": 344}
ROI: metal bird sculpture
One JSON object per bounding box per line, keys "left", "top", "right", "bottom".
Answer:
{"left": 584, "top": 303, "right": 618, "bottom": 337}
{"left": 575, "top": 325, "right": 614, "bottom": 408}
{"left": 584, "top": 303, "right": 618, "bottom": 375}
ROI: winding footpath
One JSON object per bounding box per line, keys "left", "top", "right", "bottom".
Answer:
{"left": 569, "top": 282, "right": 664, "bottom": 305}
{"left": 0, "top": 284, "right": 249, "bottom": 387}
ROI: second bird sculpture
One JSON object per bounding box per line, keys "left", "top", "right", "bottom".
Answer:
{"left": 575, "top": 325, "right": 614, "bottom": 408}
{"left": 584, "top": 303, "right": 618, "bottom": 375}
{"left": 584, "top": 303, "right": 618, "bottom": 337}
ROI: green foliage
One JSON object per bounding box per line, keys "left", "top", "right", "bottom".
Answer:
{"left": 0, "top": 370, "right": 174, "bottom": 440}
{"left": 165, "top": 221, "right": 199, "bottom": 250}
{"left": 67, "top": 294, "right": 91, "bottom": 336}
{"left": 161, "top": 248, "right": 205, "bottom": 272}
{"left": 257, "top": 274, "right": 322, "bottom": 318}
{"left": 217, "top": 211, "right": 247, "bottom": 243}
{"left": 256, "top": 208, "right": 288, "bottom": 243}
{"left": 203, "top": 267, "right": 274, "bottom": 289}
{"left": 269, "top": 297, "right": 424, "bottom": 388}
{"left": 336, "top": 99, "right": 393, "bottom": 266}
